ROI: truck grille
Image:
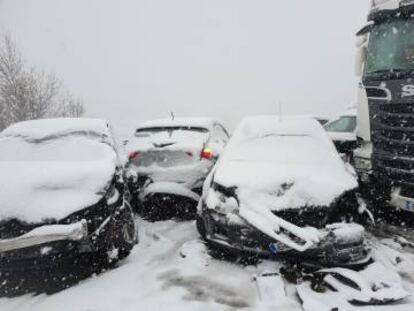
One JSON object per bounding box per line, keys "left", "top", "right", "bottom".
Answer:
{"left": 372, "top": 103, "right": 414, "bottom": 193}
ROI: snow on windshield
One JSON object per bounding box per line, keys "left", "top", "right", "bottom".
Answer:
{"left": 228, "top": 135, "right": 336, "bottom": 165}
{"left": 0, "top": 135, "right": 114, "bottom": 162}
{"left": 1, "top": 118, "right": 111, "bottom": 140}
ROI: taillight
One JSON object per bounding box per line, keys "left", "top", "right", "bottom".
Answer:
{"left": 200, "top": 148, "right": 213, "bottom": 160}
{"left": 128, "top": 151, "right": 139, "bottom": 160}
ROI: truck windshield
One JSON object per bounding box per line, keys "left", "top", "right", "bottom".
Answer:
{"left": 365, "top": 18, "right": 414, "bottom": 77}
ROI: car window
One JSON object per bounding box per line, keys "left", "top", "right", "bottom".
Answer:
{"left": 211, "top": 123, "right": 229, "bottom": 149}
{"left": 324, "top": 116, "right": 356, "bottom": 133}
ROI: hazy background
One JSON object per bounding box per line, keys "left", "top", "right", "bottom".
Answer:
{"left": 0, "top": 0, "right": 369, "bottom": 136}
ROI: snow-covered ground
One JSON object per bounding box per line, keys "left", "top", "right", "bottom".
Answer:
{"left": 1, "top": 218, "right": 414, "bottom": 311}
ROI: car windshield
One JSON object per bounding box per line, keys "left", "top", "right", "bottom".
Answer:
{"left": 324, "top": 116, "right": 356, "bottom": 133}
{"left": 0, "top": 132, "right": 113, "bottom": 162}
{"left": 227, "top": 135, "right": 334, "bottom": 165}
{"left": 365, "top": 18, "right": 414, "bottom": 76}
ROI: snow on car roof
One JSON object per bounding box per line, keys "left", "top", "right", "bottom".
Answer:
{"left": 1, "top": 118, "right": 111, "bottom": 139}
{"left": 231, "top": 115, "right": 333, "bottom": 145}
{"left": 371, "top": 0, "right": 401, "bottom": 11}
{"left": 138, "top": 117, "right": 218, "bottom": 131}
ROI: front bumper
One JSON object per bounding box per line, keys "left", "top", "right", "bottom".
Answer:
{"left": 140, "top": 182, "right": 201, "bottom": 202}
{"left": 199, "top": 210, "right": 370, "bottom": 268}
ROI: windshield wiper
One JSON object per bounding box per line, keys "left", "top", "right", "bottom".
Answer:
{"left": 365, "top": 68, "right": 414, "bottom": 81}
{"left": 367, "top": 68, "right": 414, "bottom": 77}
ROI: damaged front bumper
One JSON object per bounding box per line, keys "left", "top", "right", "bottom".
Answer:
{"left": 199, "top": 210, "right": 371, "bottom": 268}
{"left": 0, "top": 217, "right": 114, "bottom": 269}
{"left": 0, "top": 220, "right": 88, "bottom": 253}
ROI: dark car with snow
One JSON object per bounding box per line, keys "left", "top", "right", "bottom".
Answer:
{"left": 0, "top": 119, "right": 137, "bottom": 275}
{"left": 126, "top": 118, "right": 229, "bottom": 220}
{"left": 196, "top": 116, "right": 370, "bottom": 267}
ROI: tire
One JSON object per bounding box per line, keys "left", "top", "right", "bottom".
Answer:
{"left": 106, "top": 202, "right": 137, "bottom": 261}
{"left": 196, "top": 214, "right": 207, "bottom": 239}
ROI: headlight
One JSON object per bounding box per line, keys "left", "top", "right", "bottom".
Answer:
{"left": 354, "top": 156, "right": 372, "bottom": 171}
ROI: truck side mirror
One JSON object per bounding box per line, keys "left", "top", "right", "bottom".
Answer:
{"left": 354, "top": 23, "right": 372, "bottom": 77}
{"left": 355, "top": 33, "right": 369, "bottom": 77}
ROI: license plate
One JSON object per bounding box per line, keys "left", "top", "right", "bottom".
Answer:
{"left": 401, "top": 200, "right": 414, "bottom": 212}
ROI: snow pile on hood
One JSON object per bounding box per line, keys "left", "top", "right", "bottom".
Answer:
{"left": 0, "top": 119, "right": 118, "bottom": 223}
{"left": 214, "top": 116, "right": 357, "bottom": 210}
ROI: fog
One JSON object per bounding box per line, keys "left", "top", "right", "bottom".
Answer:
{"left": 0, "top": 0, "right": 369, "bottom": 135}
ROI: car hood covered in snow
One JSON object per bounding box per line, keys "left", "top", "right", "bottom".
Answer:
{"left": 0, "top": 119, "right": 118, "bottom": 224}
{"left": 213, "top": 116, "right": 358, "bottom": 211}
{"left": 214, "top": 160, "right": 356, "bottom": 212}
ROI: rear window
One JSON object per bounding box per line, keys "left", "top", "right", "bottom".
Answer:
{"left": 135, "top": 126, "right": 209, "bottom": 137}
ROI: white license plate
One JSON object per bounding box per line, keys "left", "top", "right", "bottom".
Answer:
{"left": 400, "top": 199, "right": 414, "bottom": 212}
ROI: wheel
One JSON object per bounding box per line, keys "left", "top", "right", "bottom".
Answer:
{"left": 104, "top": 202, "right": 137, "bottom": 262}
{"left": 196, "top": 214, "right": 207, "bottom": 239}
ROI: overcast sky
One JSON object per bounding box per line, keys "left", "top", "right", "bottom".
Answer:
{"left": 0, "top": 0, "right": 369, "bottom": 135}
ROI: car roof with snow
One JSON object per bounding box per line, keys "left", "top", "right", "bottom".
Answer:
{"left": 1, "top": 118, "right": 111, "bottom": 140}
{"left": 137, "top": 117, "right": 218, "bottom": 131}
{"left": 371, "top": 0, "right": 401, "bottom": 11}
{"left": 228, "top": 115, "right": 334, "bottom": 147}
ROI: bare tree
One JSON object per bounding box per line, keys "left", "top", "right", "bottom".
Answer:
{"left": 0, "top": 34, "right": 85, "bottom": 130}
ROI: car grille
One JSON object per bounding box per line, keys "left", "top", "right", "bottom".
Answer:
{"left": 272, "top": 207, "right": 330, "bottom": 229}
{"left": 372, "top": 103, "right": 414, "bottom": 193}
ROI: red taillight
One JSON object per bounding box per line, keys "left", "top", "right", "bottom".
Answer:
{"left": 200, "top": 148, "right": 213, "bottom": 160}
{"left": 128, "top": 151, "right": 139, "bottom": 160}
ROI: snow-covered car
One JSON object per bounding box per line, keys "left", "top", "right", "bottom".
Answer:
{"left": 196, "top": 116, "right": 370, "bottom": 267}
{"left": 324, "top": 109, "right": 357, "bottom": 158}
{"left": 126, "top": 117, "right": 229, "bottom": 220}
{"left": 0, "top": 118, "right": 138, "bottom": 273}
